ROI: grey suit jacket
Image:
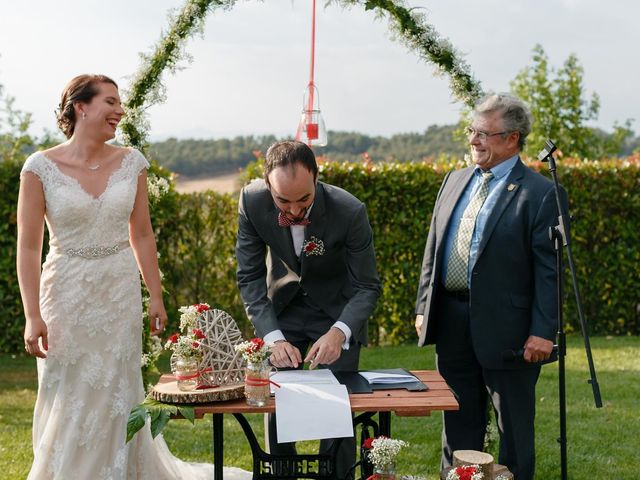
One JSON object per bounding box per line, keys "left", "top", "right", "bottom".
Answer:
{"left": 236, "top": 179, "right": 381, "bottom": 346}
{"left": 415, "top": 159, "right": 566, "bottom": 369}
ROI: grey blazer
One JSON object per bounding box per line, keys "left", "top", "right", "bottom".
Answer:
{"left": 415, "top": 159, "right": 565, "bottom": 369}
{"left": 236, "top": 179, "right": 381, "bottom": 346}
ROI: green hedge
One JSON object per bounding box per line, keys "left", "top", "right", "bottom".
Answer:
{"left": 1, "top": 156, "right": 638, "bottom": 352}
{"left": 314, "top": 159, "right": 456, "bottom": 344}
{"left": 317, "top": 157, "right": 640, "bottom": 342}
{"left": 151, "top": 189, "right": 249, "bottom": 337}
{"left": 550, "top": 157, "right": 640, "bottom": 335}
{"left": 0, "top": 158, "right": 23, "bottom": 353}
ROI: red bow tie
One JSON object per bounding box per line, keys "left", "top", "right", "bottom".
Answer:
{"left": 278, "top": 212, "right": 311, "bottom": 227}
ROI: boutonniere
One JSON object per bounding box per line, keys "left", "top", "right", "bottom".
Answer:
{"left": 302, "top": 236, "right": 325, "bottom": 257}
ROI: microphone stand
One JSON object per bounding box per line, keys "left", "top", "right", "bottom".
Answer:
{"left": 537, "top": 140, "right": 603, "bottom": 480}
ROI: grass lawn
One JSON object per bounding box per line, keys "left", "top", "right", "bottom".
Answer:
{"left": 1, "top": 335, "right": 638, "bottom": 479}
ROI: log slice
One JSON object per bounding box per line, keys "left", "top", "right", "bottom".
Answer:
{"left": 151, "top": 380, "right": 245, "bottom": 404}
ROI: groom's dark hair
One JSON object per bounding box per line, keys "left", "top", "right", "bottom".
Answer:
{"left": 264, "top": 140, "right": 318, "bottom": 183}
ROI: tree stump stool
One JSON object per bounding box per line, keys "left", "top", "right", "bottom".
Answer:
{"left": 440, "top": 450, "right": 514, "bottom": 479}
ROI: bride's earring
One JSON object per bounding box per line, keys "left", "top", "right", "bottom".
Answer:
{"left": 82, "top": 112, "right": 86, "bottom": 120}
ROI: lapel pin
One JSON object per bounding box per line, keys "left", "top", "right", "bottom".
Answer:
{"left": 507, "top": 183, "right": 517, "bottom": 192}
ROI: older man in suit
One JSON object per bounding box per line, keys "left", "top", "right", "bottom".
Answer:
{"left": 236, "top": 140, "right": 381, "bottom": 479}
{"left": 415, "top": 93, "right": 564, "bottom": 480}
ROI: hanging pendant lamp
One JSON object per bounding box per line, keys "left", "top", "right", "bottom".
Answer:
{"left": 295, "top": 0, "right": 328, "bottom": 147}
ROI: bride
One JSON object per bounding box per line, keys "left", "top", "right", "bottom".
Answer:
{"left": 17, "top": 74, "right": 252, "bottom": 479}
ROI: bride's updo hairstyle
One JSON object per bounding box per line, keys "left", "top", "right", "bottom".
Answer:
{"left": 56, "top": 74, "right": 118, "bottom": 138}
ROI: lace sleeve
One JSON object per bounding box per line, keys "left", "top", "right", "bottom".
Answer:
{"left": 20, "top": 152, "right": 46, "bottom": 181}
{"left": 129, "top": 148, "right": 151, "bottom": 175}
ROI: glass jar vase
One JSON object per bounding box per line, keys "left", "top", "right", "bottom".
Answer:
{"left": 373, "top": 463, "right": 396, "bottom": 480}
{"left": 171, "top": 354, "right": 199, "bottom": 392}
{"left": 244, "top": 360, "right": 271, "bottom": 406}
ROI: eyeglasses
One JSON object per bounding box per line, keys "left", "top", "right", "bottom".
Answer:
{"left": 466, "top": 127, "right": 510, "bottom": 141}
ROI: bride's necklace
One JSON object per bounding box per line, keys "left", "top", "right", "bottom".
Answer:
{"left": 87, "top": 163, "right": 101, "bottom": 171}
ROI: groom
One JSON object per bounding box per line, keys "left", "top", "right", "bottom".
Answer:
{"left": 236, "top": 140, "right": 381, "bottom": 478}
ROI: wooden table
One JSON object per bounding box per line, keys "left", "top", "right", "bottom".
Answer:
{"left": 158, "top": 370, "right": 458, "bottom": 479}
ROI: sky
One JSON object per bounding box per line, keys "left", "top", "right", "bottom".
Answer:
{"left": 1, "top": 0, "right": 638, "bottom": 141}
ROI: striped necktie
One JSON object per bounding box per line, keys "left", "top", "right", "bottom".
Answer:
{"left": 445, "top": 171, "right": 494, "bottom": 291}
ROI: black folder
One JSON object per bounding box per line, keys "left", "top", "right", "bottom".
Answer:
{"left": 334, "top": 368, "right": 428, "bottom": 394}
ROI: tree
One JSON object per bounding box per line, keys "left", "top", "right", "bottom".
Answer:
{"left": 0, "top": 82, "right": 33, "bottom": 162}
{"left": 510, "top": 44, "right": 632, "bottom": 159}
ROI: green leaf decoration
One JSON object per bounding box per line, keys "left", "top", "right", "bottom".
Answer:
{"left": 126, "top": 404, "right": 150, "bottom": 443}
{"left": 126, "top": 395, "right": 196, "bottom": 442}
{"left": 150, "top": 410, "right": 172, "bottom": 439}
{"left": 178, "top": 406, "right": 196, "bottom": 424}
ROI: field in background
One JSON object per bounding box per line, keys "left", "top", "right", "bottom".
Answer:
{"left": 174, "top": 171, "right": 242, "bottom": 194}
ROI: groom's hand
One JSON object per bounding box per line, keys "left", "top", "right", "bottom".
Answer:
{"left": 305, "top": 328, "right": 345, "bottom": 369}
{"left": 270, "top": 341, "right": 302, "bottom": 368}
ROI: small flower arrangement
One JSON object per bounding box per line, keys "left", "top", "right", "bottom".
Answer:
{"left": 363, "top": 436, "right": 408, "bottom": 470}
{"left": 178, "top": 302, "right": 210, "bottom": 331}
{"left": 302, "top": 236, "right": 325, "bottom": 256}
{"left": 235, "top": 337, "right": 271, "bottom": 364}
{"left": 164, "top": 302, "right": 210, "bottom": 361}
{"left": 164, "top": 328, "right": 206, "bottom": 360}
{"left": 446, "top": 465, "right": 484, "bottom": 480}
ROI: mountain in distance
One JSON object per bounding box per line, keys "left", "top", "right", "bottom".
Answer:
{"left": 148, "top": 125, "right": 467, "bottom": 178}
{"left": 149, "top": 124, "right": 640, "bottom": 180}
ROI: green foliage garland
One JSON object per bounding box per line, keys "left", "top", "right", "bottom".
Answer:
{"left": 341, "top": 0, "right": 483, "bottom": 107}
{"left": 119, "top": 0, "right": 237, "bottom": 151}
{"left": 121, "top": 0, "right": 482, "bottom": 150}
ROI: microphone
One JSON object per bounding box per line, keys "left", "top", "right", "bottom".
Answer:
{"left": 537, "top": 139, "right": 557, "bottom": 162}
{"left": 502, "top": 345, "right": 559, "bottom": 364}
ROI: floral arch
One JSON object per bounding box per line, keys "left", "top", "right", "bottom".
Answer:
{"left": 119, "top": 0, "right": 483, "bottom": 150}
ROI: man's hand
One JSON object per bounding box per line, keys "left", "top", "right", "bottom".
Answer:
{"left": 269, "top": 341, "right": 302, "bottom": 368}
{"left": 523, "top": 335, "right": 554, "bottom": 363}
{"left": 304, "top": 328, "right": 346, "bottom": 369}
{"left": 415, "top": 314, "right": 424, "bottom": 337}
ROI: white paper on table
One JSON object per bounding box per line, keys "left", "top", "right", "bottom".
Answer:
{"left": 275, "top": 383, "right": 353, "bottom": 443}
{"left": 359, "top": 371, "right": 416, "bottom": 384}
{"left": 269, "top": 369, "right": 339, "bottom": 394}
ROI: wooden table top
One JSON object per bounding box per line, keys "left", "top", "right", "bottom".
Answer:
{"left": 157, "top": 370, "right": 458, "bottom": 418}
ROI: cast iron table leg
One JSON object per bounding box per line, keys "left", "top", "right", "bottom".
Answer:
{"left": 379, "top": 411, "right": 391, "bottom": 437}
{"left": 213, "top": 413, "right": 224, "bottom": 479}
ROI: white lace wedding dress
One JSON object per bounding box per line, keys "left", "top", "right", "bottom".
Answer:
{"left": 22, "top": 149, "right": 252, "bottom": 480}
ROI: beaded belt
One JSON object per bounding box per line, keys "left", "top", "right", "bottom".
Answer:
{"left": 61, "top": 240, "right": 130, "bottom": 259}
